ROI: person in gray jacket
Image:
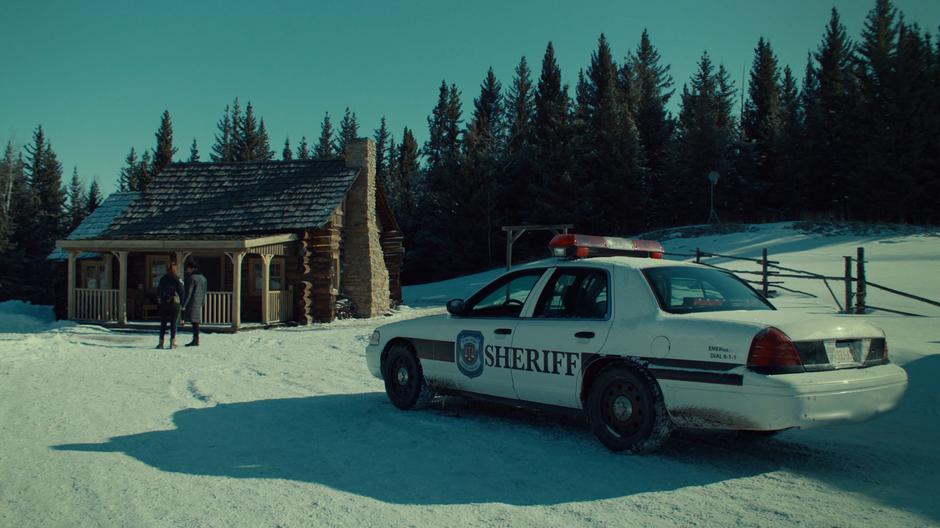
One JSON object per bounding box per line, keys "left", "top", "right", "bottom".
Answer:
{"left": 182, "top": 260, "right": 208, "bottom": 347}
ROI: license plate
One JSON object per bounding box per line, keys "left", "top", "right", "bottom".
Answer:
{"left": 825, "top": 340, "right": 860, "bottom": 365}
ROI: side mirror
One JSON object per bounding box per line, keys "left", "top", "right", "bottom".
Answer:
{"left": 446, "top": 298, "right": 466, "bottom": 316}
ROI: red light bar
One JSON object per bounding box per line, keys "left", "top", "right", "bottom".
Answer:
{"left": 548, "top": 234, "right": 664, "bottom": 259}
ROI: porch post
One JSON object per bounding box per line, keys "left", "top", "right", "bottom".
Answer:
{"left": 115, "top": 251, "right": 128, "bottom": 324}
{"left": 175, "top": 251, "right": 191, "bottom": 269}
{"left": 67, "top": 250, "right": 77, "bottom": 319}
{"left": 260, "top": 253, "right": 273, "bottom": 324}
{"left": 103, "top": 253, "right": 113, "bottom": 289}
{"left": 230, "top": 251, "right": 245, "bottom": 329}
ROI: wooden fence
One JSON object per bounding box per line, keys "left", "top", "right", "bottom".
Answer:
{"left": 74, "top": 288, "right": 120, "bottom": 321}
{"left": 201, "top": 291, "right": 233, "bottom": 325}
{"left": 266, "top": 288, "right": 293, "bottom": 323}
{"left": 672, "top": 246, "right": 940, "bottom": 316}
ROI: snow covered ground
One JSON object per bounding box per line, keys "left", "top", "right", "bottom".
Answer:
{"left": 1, "top": 222, "right": 938, "bottom": 527}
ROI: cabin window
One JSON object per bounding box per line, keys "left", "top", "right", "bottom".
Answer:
{"left": 146, "top": 255, "right": 171, "bottom": 291}
{"left": 81, "top": 261, "right": 105, "bottom": 289}
{"left": 249, "top": 257, "right": 285, "bottom": 293}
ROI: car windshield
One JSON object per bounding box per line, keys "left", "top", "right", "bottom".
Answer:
{"left": 643, "top": 266, "right": 774, "bottom": 314}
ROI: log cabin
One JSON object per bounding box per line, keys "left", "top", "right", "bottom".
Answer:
{"left": 49, "top": 138, "right": 403, "bottom": 330}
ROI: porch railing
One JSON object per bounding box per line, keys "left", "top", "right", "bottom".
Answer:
{"left": 267, "top": 289, "right": 293, "bottom": 323}
{"left": 201, "top": 291, "right": 233, "bottom": 325}
{"left": 74, "top": 288, "right": 120, "bottom": 321}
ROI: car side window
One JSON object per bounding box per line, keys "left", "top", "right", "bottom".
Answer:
{"left": 533, "top": 268, "right": 609, "bottom": 319}
{"left": 465, "top": 270, "right": 545, "bottom": 318}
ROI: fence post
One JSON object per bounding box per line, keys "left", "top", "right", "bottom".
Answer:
{"left": 856, "top": 247, "right": 866, "bottom": 314}
{"left": 844, "top": 256, "right": 854, "bottom": 314}
{"left": 695, "top": 248, "right": 701, "bottom": 264}
{"left": 761, "top": 248, "right": 769, "bottom": 298}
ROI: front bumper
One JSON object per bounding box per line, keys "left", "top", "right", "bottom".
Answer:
{"left": 661, "top": 363, "right": 909, "bottom": 431}
{"left": 366, "top": 344, "right": 383, "bottom": 379}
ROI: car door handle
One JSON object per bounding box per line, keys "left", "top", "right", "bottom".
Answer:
{"left": 494, "top": 328, "right": 512, "bottom": 335}
{"left": 575, "top": 331, "right": 595, "bottom": 339}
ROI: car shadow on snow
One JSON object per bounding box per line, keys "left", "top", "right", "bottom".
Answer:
{"left": 50, "top": 373, "right": 938, "bottom": 515}
{"left": 54, "top": 392, "right": 764, "bottom": 505}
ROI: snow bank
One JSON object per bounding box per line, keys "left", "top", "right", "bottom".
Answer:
{"left": 0, "top": 300, "right": 70, "bottom": 333}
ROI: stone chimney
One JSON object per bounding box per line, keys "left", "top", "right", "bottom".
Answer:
{"left": 342, "top": 138, "right": 391, "bottom": 317}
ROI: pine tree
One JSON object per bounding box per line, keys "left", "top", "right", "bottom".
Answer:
{"left": 577, "top": 34, "right": 645, "bottom": 234}
{"left": 890, "top": 21, "right": 933, "bottom": 222}
{"left": 804, "top": 8, "right": 860, "bottom": 217}
{"left": 374, "top": 116, "right": 391, "bottom": 190}
{"left": 230, "top": 99, "right": 243, "bottom": 160}
{"left": 188, "top": 138, "right": 200, "bottom": 162}
{"left": 673, "top": 52, "right": 738, "bottom": 225}
{"left": 336, "top": 107, "right": 359, "bottom": 156}
{"left": 777, "top": 64, "right": 804, "bottom": 214}
{"left": 531, "top": 42, "right": 575, "bottom": 224}
{"left": 256, "top": 118, "right": 274, "bottom": 160}
{"left": 462, "top": 67, "right": 505, "bottom": 267}
{"left": 16, "top": 126, "right": 65, "bottom": 301}
{"left": 297, "top": 136, "right": 311, "bottom": 160}
{"left": 153, "top": 110, "right": 176, "bottom": 175}
{"left": 25, "top": 126, "right": 65, "bottom": 251}
{"left": 238, "top": 102, "right": 260, "bottom": 161}
{"left": 0, "top": 146, "right": 36, "bottom": 299}
{"left": 282, "top": 137, "right": 293, "bottom": 160}
{"left": 86, "top": 179, "right": 102, "bottom": 214}
{"left": 66, "top": 166, "right": 86, "bottom": 231}
{"left": 856, "top": 0, "right": 899, "bottom": 220}
{"left": 390, "top": 127, "right": 420, "bottom": 225}
{"left": 926, "top": 26, "right": 940, "bottom": 224}
{"left": 0, "top": 141, "right": 23, "bottom": 254}
{"left": 211, "top": 105, "right": 235, "bottom": 162}
{"left": 138, "top": 150, "right": 153, "bottom": 191}
{"left": 394, "top": 127, "right": 423, "bottom": 277}
{"left": 505, "top": 56, "right": 535, "bottom": 156}
{"left": 743, "top": 37, "right": 784, "bottom": 216}
{"left": 629, "top": 29, "right": 675, "bottom": 227}
{"left": 118, "top": 147, "right": 139, "bottom": 191}
{"left": 419, "top": 81, "right": 464, "bottom": 278}
{"left": 315, "top": 113, "right": 335, "bottom": 158}
{"left": 425, "top": 81, "right": 463, "bottom": 174}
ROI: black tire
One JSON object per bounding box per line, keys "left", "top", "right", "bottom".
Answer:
{"left": 585, "top": 365, "right": 672, "bottom": 453}
{"left": 383, "top": 344, "right": 434, "bottom": 410}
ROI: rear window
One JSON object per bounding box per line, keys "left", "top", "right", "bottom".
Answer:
{"left": 643, "top": 266, "right": 774, "bottom": 314}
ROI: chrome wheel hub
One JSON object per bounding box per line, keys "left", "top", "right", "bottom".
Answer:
{"left": 612, "top": 395, "right": 633, "bottom": 422}
{"left": 396, "top": 366, "right": 410, "bottom": 386}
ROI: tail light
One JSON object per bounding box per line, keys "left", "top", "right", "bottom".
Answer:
{"left": 747, "top": 327, "right": 805, "bottom": 374}
{"left": 865, "top": 338, "right": 889, "bottom": 365}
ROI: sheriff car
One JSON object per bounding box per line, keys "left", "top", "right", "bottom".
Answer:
{"left": 365, "top": 234, "right": 909, "bottom": 453}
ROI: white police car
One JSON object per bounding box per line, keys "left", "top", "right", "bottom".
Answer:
{"left": 365, "top": 234, "right": 908, "bottom": 453}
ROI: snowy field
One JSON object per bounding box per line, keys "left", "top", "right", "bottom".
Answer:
{"left": 1, "top": 222, "right": 938, "bottom": 528}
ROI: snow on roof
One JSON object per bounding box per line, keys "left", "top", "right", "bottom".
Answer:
{"left": 100, "top": 159, "right": 360, "bottom": 239}
{"left": 47, "top": 192, "right": 139, "bottom": 261}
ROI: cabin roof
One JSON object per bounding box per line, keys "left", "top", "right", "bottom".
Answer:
{"left": 48, "top": 192, "right": 140, "bottom": 260}
{"left": 100, "top": 159, "right": 360, "bottom": 240}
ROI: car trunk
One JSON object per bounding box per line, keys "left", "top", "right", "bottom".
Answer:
{"left": 682, "top": 310, "right": 889, "bottom": 371}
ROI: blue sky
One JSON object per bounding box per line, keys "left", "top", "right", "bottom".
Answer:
{"left": 2, "top": 0, "right": 938, "bottom": 195}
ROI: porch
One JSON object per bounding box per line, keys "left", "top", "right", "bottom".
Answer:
{"left": 58, "top": 234, "right": 300, "bottom": 330}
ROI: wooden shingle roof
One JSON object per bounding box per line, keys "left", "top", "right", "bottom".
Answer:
{"left": 101, "top": 159, "right": 360, "bottom": 239}
{"left": 48, "top": 192, "right": 140, "bottom": 260}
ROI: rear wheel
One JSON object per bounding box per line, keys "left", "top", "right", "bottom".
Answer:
{"left": 586, "top": 365, "right": 671, "bottom": 453}
{"left": 383, "top": 344, "right": 434, "bottom": 410}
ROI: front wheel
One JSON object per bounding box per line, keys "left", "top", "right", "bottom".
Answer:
{"left": 586, "top": 365, "right": 672, "bottom": 453}
{"left": 383, "top": 344, "right": 434, "bottom": 410}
